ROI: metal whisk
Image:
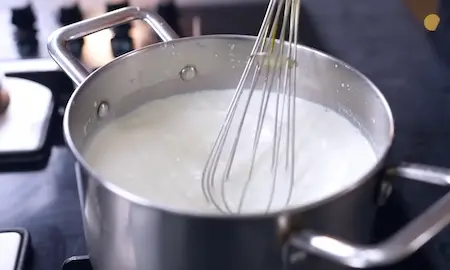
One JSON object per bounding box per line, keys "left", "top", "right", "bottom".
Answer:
{"left": 202, "top": 0, "right": 301, "bottom": 214}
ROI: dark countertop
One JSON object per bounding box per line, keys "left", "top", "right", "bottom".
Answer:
{"left": 302, "top": 1, "right": 450, "bottom": 269}
{"left": 0, "top": 147, "right": 86, "bottom": 270}
{"left": 1, "top": 1, "right": 450, "bottom": 270}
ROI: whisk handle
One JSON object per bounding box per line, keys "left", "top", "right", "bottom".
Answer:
{"left": 290, "top": 163, "right": 450, "bottom": 268}
{"left": 48, "top": 7, "right": 179, "bottom": 86}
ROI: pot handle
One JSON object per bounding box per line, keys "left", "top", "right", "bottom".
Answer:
{"left": 47, "top": 7, "right": 179, "bottom": 86}
{"left": 289, "top": 163, "right": 450, "bottom": 268}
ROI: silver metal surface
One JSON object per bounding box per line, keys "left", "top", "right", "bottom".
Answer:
{"left": 48, "top": 7, "right": 450, "bottom": 270}
{"left": 48, "top": 7, "right": 179, "bottom": 86}
{"left": 290, "top": 163, "right": 450, "bottom": 268}
{"left": 389, "top": 163, "right": 450, "bottom": 186}
{"left": 179, "top": 65, "right": 197, "bottom": 81}
{"left": 202, "top": 0, "right": 301, "bottom": 214}
{"left": 376, "top": 181, "right": 392, "bottom": 206}
{"left": 96, "top": 101, "right": 110, "bottom": 118}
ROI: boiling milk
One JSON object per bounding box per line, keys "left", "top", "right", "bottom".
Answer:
{"left": 83, "top": 89, "right": 377, "bottom": 214}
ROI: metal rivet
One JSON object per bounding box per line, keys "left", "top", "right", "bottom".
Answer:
{"left": 179, "top": 65, "right": 197, "bottom": 81}
{"left": 377, "top": 181, "right": 393, "bottom": 206}
{"left": 290, "top": 251, "right": 307, "bottom": 264}
{"left": 97, "top": 101, "right": 109, "bottom": 118}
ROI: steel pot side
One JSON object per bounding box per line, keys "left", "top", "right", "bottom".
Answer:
{"left": 48, "top": 7, "right": 450, "bottom": 269}
{"left": 50, "top": 7, "right": 395, "bottom": 217}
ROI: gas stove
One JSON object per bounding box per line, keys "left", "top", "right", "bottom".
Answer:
{"left": 1, "top": 1, "right": 450, "bottom": 270}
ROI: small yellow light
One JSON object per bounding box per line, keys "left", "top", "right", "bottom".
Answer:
{"left": 424, "top": 14, "right": 440, "bottom": 31}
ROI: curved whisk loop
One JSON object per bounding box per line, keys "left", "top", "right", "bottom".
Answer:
{"left": 202, "top": 0, "right": 301, "bottom": 214}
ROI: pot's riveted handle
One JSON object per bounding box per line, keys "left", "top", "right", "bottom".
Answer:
{"left": 289, "top": 163, "right": 450, "bottom": 268}
{"left": 47, "top": 7, "right": 179, "bottom": 86}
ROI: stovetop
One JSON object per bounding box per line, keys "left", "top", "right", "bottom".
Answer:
{"left": 1, "top": 1, "right": 450, "bottom": 270}
{"left": 62, "top": 257, "right": 92, "bottom": 270}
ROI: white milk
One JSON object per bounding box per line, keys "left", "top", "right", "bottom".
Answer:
{"left": 83, "top": 89, "right": 377, "bottom": 214}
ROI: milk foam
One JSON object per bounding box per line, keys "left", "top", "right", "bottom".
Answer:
{"left": 83, "top": 89, "right": 377, "bottom": 214}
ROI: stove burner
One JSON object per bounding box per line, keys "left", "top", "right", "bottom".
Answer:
{"left": 62, "top": 256, "right": 92, "bottom": 270}
{"left": 106, "top": 2, "right": 132, "bottom": 38}
{"left": 106, "top": 2, "right": 134, "bottom": 57}
{"left": 11, "top": 5, "right": 39, "bottom": 58}
{"left": 58, "top": 4, "right": 84, "bottom": 59}
{"left": 111, "top": 35, "right": 134, "bottom": 58}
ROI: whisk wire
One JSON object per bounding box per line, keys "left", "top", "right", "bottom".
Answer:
{"left": 286, "top": 0, "right": 300, "bottom": 204}
{"left": 202, "top": 0, "right": 301, "bottom": 214}
{"left": 201, "top": 0, "right": 280, "bottom": 211}
{"left": 236, "top": 0, "right": 291, "bottom": 212}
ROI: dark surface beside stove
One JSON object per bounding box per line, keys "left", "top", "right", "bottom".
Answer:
{"left": 1, "top": 1, "right": 450, "bottom": 270}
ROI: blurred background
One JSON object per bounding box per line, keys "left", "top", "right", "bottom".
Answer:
{"left": 0, "top": 0, "right": 270, "bottom": 67}
{"left": 1, "top": 1, "right": 450, "bottom": 270}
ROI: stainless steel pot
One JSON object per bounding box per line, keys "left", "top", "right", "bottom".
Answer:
{"left": 48, "top": 7, "right": 450, "bottom": 270}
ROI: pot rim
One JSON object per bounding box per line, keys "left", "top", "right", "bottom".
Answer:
{"left": 63, "top": 34, "right": 395, "bottom": 219}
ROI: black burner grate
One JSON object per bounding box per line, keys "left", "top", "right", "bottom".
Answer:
{"left": 62, "top": 256, "right": 92, "bottom": 270}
